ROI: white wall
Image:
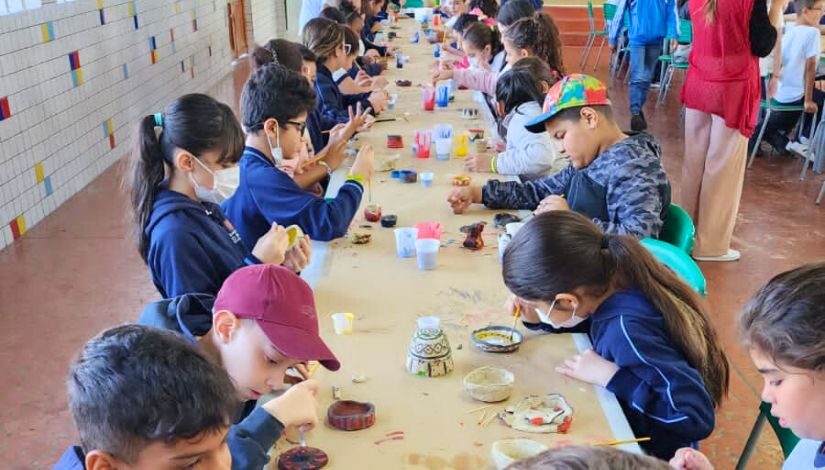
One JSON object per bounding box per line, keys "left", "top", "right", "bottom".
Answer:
{"left": 0, "top": 0, "right": 234, "bottom": 249}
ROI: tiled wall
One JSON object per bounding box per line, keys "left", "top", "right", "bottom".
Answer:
{"left": 249, "top": 0, "right": 286, "bottom": 48}
{"left": 0, "top": 0, "right": 235, "bottom": 250}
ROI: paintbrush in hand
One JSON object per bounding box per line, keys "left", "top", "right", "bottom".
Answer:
{"left": 509, "top": 305, "right": 520, "bottom": 342}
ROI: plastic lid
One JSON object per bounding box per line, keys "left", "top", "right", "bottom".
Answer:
{"left": 417, "top": 316, "right": 440, "bottom": 330}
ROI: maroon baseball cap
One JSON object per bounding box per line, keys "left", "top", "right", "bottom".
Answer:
{"left": 214, "top": 264, "right": 340, "bottom": 371}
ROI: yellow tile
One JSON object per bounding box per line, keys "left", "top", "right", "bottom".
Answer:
{"left": 75, "top": 69, "right": 84, "bottom": 85}
{"left": 34, "top": 162, "right": 44, "bottom": 183}
{"left": 97, "top": 0, "right": 104, "bottom": 8}
{"left": 128, "top": 2, "right": 134, "bottom": 16}
{"left": 40, "top": 24, "right": 51, "bottom": 43}
{"left": 16, "top": 215, "right": 27, "bottom": 235}
{"left": 107, "top": 118, "right": 113, "bottom": 135}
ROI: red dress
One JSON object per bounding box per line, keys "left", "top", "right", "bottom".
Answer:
{"left": 680, "top": 0, "right": 761, "bottom": 137}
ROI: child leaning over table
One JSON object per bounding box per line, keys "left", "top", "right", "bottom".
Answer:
{"left": 447, "top": 74, "right": 671, "bottom": 240}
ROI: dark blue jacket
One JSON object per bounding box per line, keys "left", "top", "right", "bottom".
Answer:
{"left": 524, "top": 289, "right": 715, "bottom": 459}
{"left": 362, "top": 26, "right": 389, "bottom": 56}
{"left": 315, "top": 64, "right": 373, "bottom": 125}
{"left": 137, "top": 294, "right": 284, "bottom": 470}
{"left": 145, "top": 189, "right": 257, "bottom": 298}
{"left": 307, "top": 95, "right": 336, "bottom": 154}
{"left": 222, "top": 147, "right": 364, "bottom": 244}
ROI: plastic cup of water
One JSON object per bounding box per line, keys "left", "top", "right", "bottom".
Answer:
{"left": 435, "top": 138, "right": 452, "bottom": 160}
{"left": 394, "top": 227, "right": 419, "bottom": 258}
{"left": 419, "top": 172, "right": 434, "bottom": 188}
{"left": 415, "top": 239, "right": 440, "bottom": 270}
{"left": 331, "top": 313, "right": 354, "bottom": 335}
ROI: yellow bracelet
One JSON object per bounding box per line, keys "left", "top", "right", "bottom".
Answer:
{"left": 347, "top": 174, "right": 365, "bottom": 183}
{"left": 490, "top": 156, "right": 497, "bottom": 174}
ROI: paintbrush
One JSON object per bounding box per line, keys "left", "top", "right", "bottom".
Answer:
{"left": 594, "top": 437, "right": 651, "bottom": 447}
{"left": 300, "top": 428, "right": 307, "bottom": 448}
{"left": 509, "top": 305, "right": 520, "bottom": 342}
{"left": 301, "top": 154, "right": 326, "bottom": 169}
{"left": 375, "top": 117, "right": 397, "bottom": 123}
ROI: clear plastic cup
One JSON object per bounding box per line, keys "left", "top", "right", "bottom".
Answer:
{"left": 419, "top": 172, "right": 434, "bottom": 188}
{"left": 394, "top": 227, "right": 419, "bottom": 258}
{"left": 331, "top": 313, "right": 354, "bottom": 335}
{"left": 435, "top": 138, "right": 451, "bottom": 160}
{"left": 415, "top": 239, "right": 440, "bottom": 270}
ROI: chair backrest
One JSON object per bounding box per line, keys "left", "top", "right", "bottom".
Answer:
{"left": 678, "top": 19, "right": 692, "bottom": 44}
{"left": 759, "top": 401, "right": 800, "bottom": 458}
{"left": 659, "top": 204, "right": 695, "bottom": 255}
{"left": 640, "top": 238, "right": 707, "bottom": 296}
{"left": 603, "top": 3, "right": 617, "bottom": 22}
{"left": 586, "top": 1, "right": 596, "bottom": 30}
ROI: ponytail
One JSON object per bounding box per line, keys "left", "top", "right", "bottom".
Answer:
{"left": 496, "top": 57, "right": 553, "bottom": 114}
{"left": 462, "top": 22, "right": 504, "bottom": 60}
{"left": 502, "top": 212, "right": 730, "bottom": 405}
{"left": 505, "top": 12, "right": 565, "bottom": 77}
{"left": 128, "top": 94, "right": 245, "bottom": 262}
{"left": 251, "top": 39, "right": 304, "bottom": 72}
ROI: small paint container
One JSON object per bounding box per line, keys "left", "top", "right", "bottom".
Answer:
{"left": 400, "top": 170, "right": 418, "bottom": 183}
{"left": 331, "top": 313, "right": 354, "bottom": 335}
{"left": 380, "top": 214, "right": 398, "bottom": 228}
{"left": 419, "top": 172, "right": 434, "bottom": 188}
{"left": 390, "top": 170, "right": 402, "bottom": 179}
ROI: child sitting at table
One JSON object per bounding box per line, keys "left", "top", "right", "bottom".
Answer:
{"left": 670, "top": 262, "right": 825, "bottom": 470}
{"left": 138, "top": 265, "right": 330, "bottom": 470}
{"left": 336, "top": 25, "right": 389, "bottom": 96}
{"left": 447, "top": 74, "right": 671, "bottom": 240}
{"left": 222, "top": 63, "right": 374, "bottom": 243}
{"left": 441, "top": 13, "right": 479, "bottom": 64}
{"left": 463, "top": 57, "right": 564, "bottom": 179}
{"left": 304, "top": 18, "right": 388, "bottom": 124}
{"left": 748, "top": 0, "right": 825, "bottom": 157}
{"left": 53, "top": 324, "right": 241, "bottom": 469}
{"left": 501, "top": 211, "right": 729, "bottom": 460}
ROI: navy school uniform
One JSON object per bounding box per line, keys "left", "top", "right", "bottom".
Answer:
{"left": 221, "top": 146, "right": 364, "bottom": 245}
{"left": 315, "top": 64, "right": 374, "bottom": 125}
{"left": 144, "top": 188, "right": 258, "bottom": 298}
{"left": 523, "top": 289, "right": 716, "bottom": 459}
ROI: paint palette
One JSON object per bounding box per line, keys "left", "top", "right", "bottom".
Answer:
{"left": 471, "top": 326, "right": 523, "bottom": 353}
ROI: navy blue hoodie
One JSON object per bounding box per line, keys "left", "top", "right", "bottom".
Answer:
{"left": 524, "top": 289, "right": 716, "bottom": 459}
{"left": 315, "top": 63, "right": 374, "bottom": 125}
{"left": 145, "top": 189, "right": 258, "bottom": 298}
{"left": 222, "top": 146, "right": 364, "bottom": 245}
{"left": 138, "top": 294, "right": 284, "bottom": 470}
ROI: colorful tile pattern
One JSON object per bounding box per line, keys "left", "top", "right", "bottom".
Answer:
{"left": 40, "top": 22, "right": 55, "bottom": 43}
{"left": 0, "top": 97, "right": 10, "bottom": 121}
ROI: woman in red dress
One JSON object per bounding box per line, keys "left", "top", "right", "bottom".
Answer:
{"left": 679, "top": 0, "right": 786, "bottom": 261}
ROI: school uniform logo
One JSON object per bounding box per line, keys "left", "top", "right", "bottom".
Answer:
{"left": 223, "top": 219, "right": 243, "bottom": 245}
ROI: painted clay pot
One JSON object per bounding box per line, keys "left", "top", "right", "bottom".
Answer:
{"left": 406, "top": 316, "right": 454, "bottom": 377}
{"left": 364, "top": 204, "right": 382, "bottom": 222}
{"left": 327, "top": 400, "right": 376, "bottom": 431}
{"left": 277, "top": 447, "right": 329, "bottom": 470}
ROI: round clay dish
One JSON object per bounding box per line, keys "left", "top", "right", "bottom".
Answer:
{"left": 327, "top": 400, "right": 376, "bottom": 431}
{"left": 471, "top": 326, "right": 523, "bottom": 353}
{"left": 277, "top": 447, "right": 329, "bottom": 470}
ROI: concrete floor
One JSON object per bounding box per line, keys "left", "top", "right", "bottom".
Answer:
{"left": 1, "top": 40, "right": 824, "bottom": 469}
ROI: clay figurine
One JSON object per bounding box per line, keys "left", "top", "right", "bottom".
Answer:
{"left": 493, "top": 213, "right": 521, "bottom": 229}
{"left": 460, "top": 222, "right": 486, "bottom": 250}
{"left": 350, "top": 232, "right": 372, "bottom": 244}
{"left": 406, "top": 316, "right": 454, "bottom": 377}
{"left": 278, "top": 447, "right": 328, "bottom": 470}
{"left": 452, "top": 175, "right": 471, "bottom": 187}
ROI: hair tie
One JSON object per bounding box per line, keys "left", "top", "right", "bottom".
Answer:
{"left": 601, "top": 234, "right": 610, "bottom": 250}
{"left": 153, "top": 113, "right": 164, "bottom": 128}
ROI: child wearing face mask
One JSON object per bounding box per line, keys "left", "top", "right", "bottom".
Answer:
{"left": 463, "top": 57, "right": 564, "bottom": 179}
{"left": 433, "top": 22, "right": 507, "bottom": 96}
{"left": 304, "top": 18, "right": 388, "bottom": 124}
{"left": 501, "top": 211, "right": 730, "bottom": 460}
{"left": 447, "top": 74, "right": 671, "bottom": 240}
{"left": 138, "top": 264, "right": 334, "bottom": 470}
{"left": 670, "top": 262, "right": 825, "bottom": 470}
{"left": 222, "top": 64, "right": 375, "bottom": 244}
{"left": 129, "top": 93, "right": 308, "bottom": 299}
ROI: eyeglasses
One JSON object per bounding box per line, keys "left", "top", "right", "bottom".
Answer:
{"left": 285, "top": 120, "right": 307, "bottom": 135}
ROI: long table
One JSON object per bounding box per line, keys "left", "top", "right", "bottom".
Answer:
{"left": 275, "top": 16, "right": 640, "bottom": 469}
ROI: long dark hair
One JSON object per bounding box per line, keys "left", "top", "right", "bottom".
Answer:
{"left": 462, "top": 22, "right": 504, "bottom": 59}
{"left": 452, "top": 13, "right": 480, "bottom": 34}
{"left": 740, "top": 263, "right": 825, "bottom": 373}
{"left": 251, "top": 39, "right": 303, "bottom": 71}
{"left": 497, "top": 0, "right": 535, "bottom": 27}
{"left": 130, "top": 94, "right": 244, "bottom": 262}
{"left": 504, "top": 12, "right": 565, "bottom": 77}
{"left": 502, "top": 212, "right": 730, "bottom": 405}
{"left": 469, "top": 0, "right": 498, "bottom": 17}
{"left": 496, "top": 57, "right": 554, "bottom": 114}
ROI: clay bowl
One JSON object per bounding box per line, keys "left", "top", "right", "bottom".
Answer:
{"left": 278, "top": 446, "right": 329, "bottom": 470}
{"left": 471, "top": 325, "right": 523, "bottom": 353}
{"left": 490, "top": 439, "right": 548, "bottom": 470}
{"left": 327, "top": 400, "right": 376, "bottom": 431}
{"left": 463, "top": 366, "right": 514, "bottom": 403}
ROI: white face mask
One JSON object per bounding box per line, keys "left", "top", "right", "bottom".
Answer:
{"left": 536, "top": 298, "right": 586, "bottom": 329}
{"left": 264, "top": 125, "right": 283, "bottom": 164}
{"left": 190, "top": 157, "right": 239, "bottom": 204}
{"left": 468, "top": 57, "right": 480, "bottom": 69}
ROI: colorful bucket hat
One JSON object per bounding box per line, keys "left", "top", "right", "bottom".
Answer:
{"left": 525, "top": 74, "right": 611, "bottom": 133}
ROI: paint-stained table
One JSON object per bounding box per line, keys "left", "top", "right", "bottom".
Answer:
{"left": 275, "top": 15, "right": 640, "bottom": 469}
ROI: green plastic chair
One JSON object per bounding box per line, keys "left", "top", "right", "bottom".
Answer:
{"left": 659, "top": 204, "right": 695, "bottom": 255}
{"left": 640, "top": 238, "right": 707, "bottom": 296}
{"left": 656, "top": 19, "right": 693, "bottom": 106}
{"left": 735, "top": 401, "right": 800, "bottom": 469}
{"left": 581, "top": 2, "right": 614, "bottom": 70}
